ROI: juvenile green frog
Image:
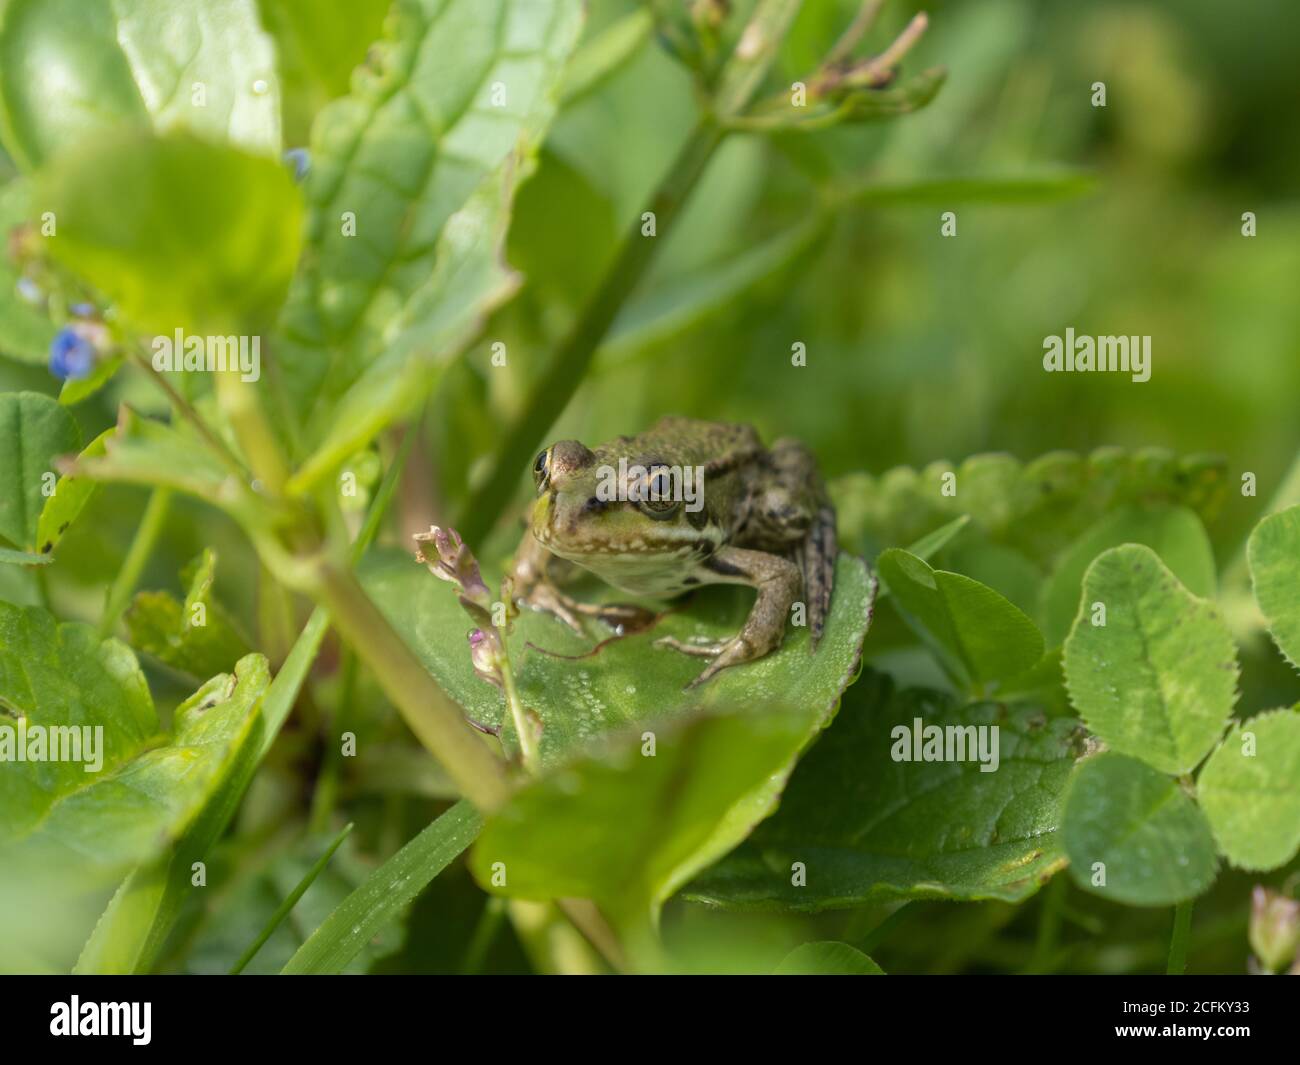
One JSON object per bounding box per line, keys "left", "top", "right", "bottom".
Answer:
{"left": 509, "top": 416, "right": 837, "bottom": 687}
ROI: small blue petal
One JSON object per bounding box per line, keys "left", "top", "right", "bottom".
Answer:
{"left": 70, "top": 302, "right": 97, "bottom": 318}
{"left": 283, "top": 147, "right": 310, "bottom": 183}
{"left": 49, "top": 327, "right": 96, "bottom": 381}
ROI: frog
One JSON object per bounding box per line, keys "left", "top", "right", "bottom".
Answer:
{"left": 509, "top": 416, "right": 837, "bottom": 688}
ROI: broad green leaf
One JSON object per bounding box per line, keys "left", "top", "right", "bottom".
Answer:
{"left": 686, "top": 672, "right": 1083, "bottom": 911}
{"left": 126, "top": 549, "right": 252, "bottom": 678}
{"left": 276, "top": 0, "right": 584, "bottom": 490}
{"left": 0, "top": 0, "right": 279, "bottom": 170}
{"left": 1248, "top": 504, "right": 1300, "bottom": 671}
{"left": 833, "top": 448, "right": 1227, "bottom": 572}
{"left": 77, "top": 608, "right": 328, "bottom": 974}
{"left": 1198, "top": 710, "right": 1300, "bottom": 871}
{"left": 34, "top": 425, "right": 112, "bottom": 557}
{"left": 774, "top": 942, "right": 884, "bottom": 975}
{"left": 0, "top": 600, "right": 268, "bottom": 876}
{"left": 0, "top": 177, "right": 53, "bottom": 363}
{"left": 283, "top": 800, "right": 483, "bottom": 974}
{"left": 365, "top": 551, "right": 875, "bottom": 765}
{"left": 1063, "top": 545, "right": 1237, "bottom": 776}
{"left": 0, "top": 390, "right": 80, "bottom": 551}
{"left": 1041, "top": 503, "right": 1216, "bottom": 646}
{"left": 1062, "top": 753, "right": 1218, "bottom": 906}
{"left": 469, "top": 708, "right": 814, "bottom": 932}
{"left": 877, "top": 548, "right": 1044, "bottom": 689}
{"left": 38, "top": 130, "right": 302, "bottom": 335}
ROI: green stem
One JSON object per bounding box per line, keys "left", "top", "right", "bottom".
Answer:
{"left": 495, "top": 630, "right": 538, "bottom": 772}
{"left": 308, "top": 559, "right": 512, "bottom": 811}
{"left": 461, "top": 896, "right": 507, "bottom": 975}
{"left": 308, "top": 649, "right": 356, "bottom": 835}
{"left": 98, "top": 488, "right": 172, "bottom": 638}
{"left": 455, "top": 118, "right": 723, "bottom": 545}
{"left": 230, "top": 823, "right": 354, "bottom": 974}
{"left": 1167, "top": 898, "right": 1194, "bottom": 974}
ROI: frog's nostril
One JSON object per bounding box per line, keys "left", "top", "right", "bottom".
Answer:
{"left": 583, "top": 496, "right": 606, "bottom": 514}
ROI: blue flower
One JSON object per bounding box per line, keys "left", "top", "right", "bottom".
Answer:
{"left": 49, "top": 326, "right": 96, "bottom": 381}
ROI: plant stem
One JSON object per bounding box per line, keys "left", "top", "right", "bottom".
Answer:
{"left": 495, "top": 630, "right": 538, "bottom": 772}
{"left": 1167, "top": 898, "right": 1194, "bottom": 974}
{"left": 460, "top": 896, "right": 507, "bottom": 975}
{"left": 98, "top": 487, "right": 172, "bottom": 637}
{"left": 129, "top": 347, "right": 247, "bottom": 477}
{"left": 455, "top": 0, "right": 803, "bottom": 544}
{"left": 308, "top": 558, "right": 512, "bottom": 811}
{"left": 455, "top": 118, "right": 723, "bottom": 545}
{"left": 857, "top": 901, "right": 915, "bottom": 954}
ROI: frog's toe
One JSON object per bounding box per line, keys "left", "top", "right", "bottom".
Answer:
{"left": 654, "top": 635, "right": 729, "bottom": 658}
{"left": 517, "top": 583, "right": 587, "bottom": 635}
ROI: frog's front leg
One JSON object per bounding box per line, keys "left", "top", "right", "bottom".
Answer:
{"left": 509, "top": 528, "right": 656, "bottom": 635}
{"left": 508, "top": 527, "right": 586, "bottom": 634}
{"left": 656, "top": 547, "right": 800, "bottom": 688}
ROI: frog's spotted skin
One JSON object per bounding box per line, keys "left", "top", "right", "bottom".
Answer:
{"left": 509, "top": 416, "right": 837, "bottom": 687}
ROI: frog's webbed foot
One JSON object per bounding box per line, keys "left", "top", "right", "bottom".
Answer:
{"left": 655, "top": 547, "right": 801, "bottom": 689}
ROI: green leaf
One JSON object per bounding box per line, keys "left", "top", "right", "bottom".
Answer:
{"left": 1062, "top": 753, "right": 1218, "bottom": 906}
{"left": 686, "top": 672, "right": 1083, "bottom": 911}
{"left": 0, "top": 177, "right": 54, "bottom": 363}
{"left": 1063, "top": 544, "right": 1237, "bottom": 776}
{"left": 773, "top": 942, "right": 884, "bottom": 975}
{"left": 77, "top": 608, "right": 328, "bottom": 974}
{"left": 833, "top": 448, "right": 1228, "bottom": 573}
{"left": 469, "top": 707, "right": 815, "bottom": 931}
{"left": 276, "top": 0, "right": 584, "bottom": 490}
{"left": 125, "top": 549, "right": 252, "bottom": 678}
{"left": 282, "top": 800, "right": 483, "bottom": 974}
{"left": 1248, "top": 504, "right": 1300, "bottom": 671}
{"left": 365, "top": 551, "right": 875, "bottom": 766}
{"left": 878, "top": 548, "right": 1044, "bottom": 689}
{"left": 0, "top": 390, "right": 80, "bottom": 551}
{"left": 58, "top": 353, "right": 124, "bottom": 405}
{"left": 0, "top": 0, "right": 279, "bottom": 170}
{"left": 71, "top": 408, "right": 274, "bottom": 531}
{"left": 38, "top": 130, "right": 302, "bottom": 334}
{"left": 1198, "top": 710, "right": 1300, "bottom": 871}
{"left": 34, "top": 425, "right": 112, "bottom": 557}
{"left": 1041, "top": 503, "right": 1216, "bottom": 646}
{"left": 0, "top": 600, "right": 268, "bottom": 876}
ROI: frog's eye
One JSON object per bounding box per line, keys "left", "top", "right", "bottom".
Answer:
{"left": 638, "top": 466, "right": 680, "bottom": 518}
{"left": 532, "top": 449, "right": 550, "bottom": 491}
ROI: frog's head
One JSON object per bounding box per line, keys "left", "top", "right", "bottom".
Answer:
{"left": 529, "top": 439, "right": 708, "bottom": 572}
